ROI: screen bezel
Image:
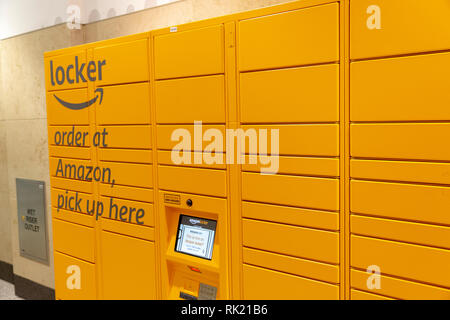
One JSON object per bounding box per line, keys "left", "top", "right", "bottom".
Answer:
{"left": 174, "top": 214, "right": 217, "bottom": 261}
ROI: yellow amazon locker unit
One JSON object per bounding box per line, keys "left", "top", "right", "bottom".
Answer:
{"left": 43, "top": 0, "right": 346, "bottom": 301}
{"left": 44, "top": 0, "right": 450, "bottom": 300}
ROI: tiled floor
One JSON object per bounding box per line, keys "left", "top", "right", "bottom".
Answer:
{"left": 0, "top": 279, "right": 22, "bottom": 300}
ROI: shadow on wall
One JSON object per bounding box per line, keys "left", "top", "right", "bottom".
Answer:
{"left": 90, "top": 4, "right": 135, "bottom": 23}
{"left": 127, "top": 5, "right": 135, "bottom": 14}
{"left": 88, "top": 9, "right": 101, "bottom": 23}
{"left": 54, "top": 16, "right": 63, "bottom": 25}
{"left": 84, "top": 2, "right": 182, "bottom": 26}
{"left": 107, "top": 8, "right": 117, "bottom": 19}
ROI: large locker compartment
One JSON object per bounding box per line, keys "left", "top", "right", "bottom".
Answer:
{"left": 349, "top": 0, "right": 450, "bottom": 300}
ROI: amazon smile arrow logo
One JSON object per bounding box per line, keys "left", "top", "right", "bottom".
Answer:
{"left": 54, "top": 88, "right": 104, "bottom": 110}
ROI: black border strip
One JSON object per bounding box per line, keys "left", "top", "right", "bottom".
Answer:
{"left": 0, "top": 260, "right": 14, "bottom": 284}
{"left": 13, "top": 274, "right": 55, "bottom": 300}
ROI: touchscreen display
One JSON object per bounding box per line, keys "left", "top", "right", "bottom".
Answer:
{"left": 175, "top": 215, "right": 217, "bottom": 260}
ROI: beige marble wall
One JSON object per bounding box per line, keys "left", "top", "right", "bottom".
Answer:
{"left": 0, "top": 40, "right": 12, "bottom": 265}
{"left": 0, "top": 0, "right": 293, "bottom": 290}
{"left": 84, "top": 0, "right": 292, "bottom": 43}
{"left": 0, "top": 25, "right": 84, "bottom": 288}
{"left": 0, "top": 119, "right": 12, "bottom": 264}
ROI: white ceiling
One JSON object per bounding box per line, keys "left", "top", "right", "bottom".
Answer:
{"left": 0, "top": 0, "right": 180, "bottom": 40}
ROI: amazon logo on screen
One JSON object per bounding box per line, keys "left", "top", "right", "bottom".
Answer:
{"left": 49, "top": 57, "right": 106, "bottom": 110}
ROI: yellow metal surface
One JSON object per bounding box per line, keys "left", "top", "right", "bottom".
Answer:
{"left": 52, "top": 207, "right": 94, "bottom": 228}
{"left": 154, "top": 25, "right": 224, "bottom": 79}
{"left": 101, "top": 220, "right": 155, "bottom": 242}
{"left": 95, "top": 83, "right": 151, "bottom": 125}
{"left": 242, "top": 264, "right": 339, "bottom": 300}
{"left": 157, "top": 150, "right": 226, "bottom": 170}
{"left": 100, "top": 162, "right": 153, "bottom": 188}
{"left": 351, "top": 214, "right": 450, "bottom": 250}
{"left": 98, "top": 126, "right": 152, "bottom": 149}
{"left": 350, "top": 289, "right": 392, "bottom": 300}
{"left": 45, "top": 51, "right": 87, "bottom": 91}
{"left": 238, "top": 3, "right": 339, "bottom": 71}
{"left": 351, "top": 180, "right": 450, "bottom": 226}
{"left": 156, "top": 125, "right": 226, "bottom": 151}
{"left": 351, "top": 159, "right": 450, "bottom": 185}
{"left": 351, "top": 269, "right": 450, "bottom": 300}
{"left": 351, "top": 235, "right": 450, "bottom": 288}
{"left": 53, "top": 219, "right": 96, "bottom": 262}
{"left": 240, "top": 64, "right": 339, "bottom": 123}
{"left": 351, "top": 53, "right": 450, "bottom": 121}
{"left": 243, "top": 247, "right": 340, "bottom": 284}
{"left": 351, "top": 179, "right": 450, "bottom": 226}
{"left": 242, "top": 173, "right": 339, "bottom": 211}
{"left": 54, "top": 252, "right": 97, "bottom": 300}
{"left": 93, "top": 39, "right": 149, "bottom": 85}
{"left": 50, "top": 177, "right": 93, "bottom": 194}
{"left": 158, "top": 165, "right": 227, "bottom": 197}
{"left": 241, "top": 124, "right": 339, "bottom": 156}
{"left": 243, "top": 219, "right": 339, "bottom": 264}
{"left": 47, "top": 89, "right": 89, "bottom": 125}
{"left": 99, "top": 184, "right": 153, "bottom": 203}
{"left": 98, "top": 149, "right": 152, "bottom": 164}
{"left": 242, "top": 156, "right": 339, "bottom": 177}
{"left": 49, "top": 157, "right": 93, "bottom": 178}
{"left": 242, "top": 201, "right": 339, "bottom": 231}
{"left": 350, "top": 0, "right": 450, "bottom": 59}
{"left": 100, "top": 231, "right": 157, "bottom": 299}
{"left": 48, "top": 126, "right": 92, "bottom": 147}
{"left": 155, "top": 75, "right": 225, "bottom": 124}
{"left": 351, "top": 123, "right": 450, "bottom": 161}
{"left": 100, "top": 196, "right": 154, "bottom": 227}
{"left": 49, "top": 145, "right": 91, "bottom": 160}
{"left": 51, "top": 188, "right": 93, "bottom": 215}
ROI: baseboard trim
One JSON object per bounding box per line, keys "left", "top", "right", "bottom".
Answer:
{"left": 0, "top": 260, "right": 14, "bottom": 284}
{"left": 13, "top": 274, "right": 55, "bottom": 300}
